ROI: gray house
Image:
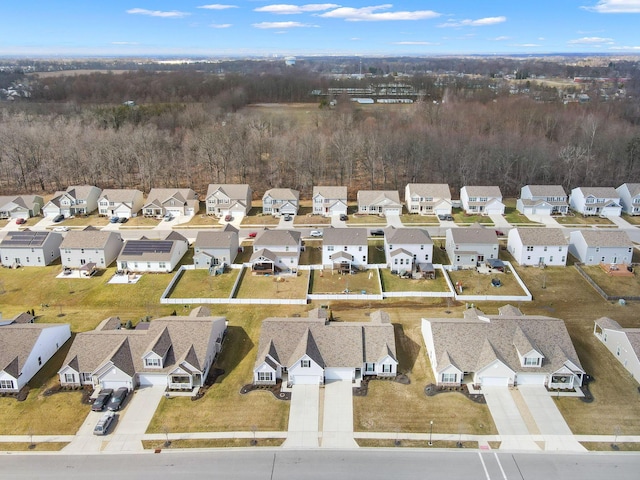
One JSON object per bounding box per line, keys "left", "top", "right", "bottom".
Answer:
{"left": 98, "top": 189, "right": 144, "bottom": 218}
{"left": 205, "top": 184, "right": 252, "bottom": 218}
{"left": 568, "top": 230, "right": 633, "bottom": 266}
{"left": 60, "top": 229, "right": 123, "bottom": 269}
{"left": 193, "top": 226, "right": 239, "bottom": 269}
{"left": 321, "top": 228, "right": 368, "bottom": 271}
{"left": 42, "top": 185, "right": 102, "bottom": 218}
{"left": 445, "top": 227, "right": 499, "bottom": 268}
{"left": 0, "top": 195, "right": 44, "bottom": 220}
{"left": 251, "top": 229, "right": 302, "bottom": 273}
{"left": 0, "top": 230, "right": 63, "bottom": 267}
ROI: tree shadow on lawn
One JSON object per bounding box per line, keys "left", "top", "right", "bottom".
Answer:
{"left": 393, "top": 323, "right": 421, "bottom": 375}
{"left": 216, "top": 326, "right": 254, "bottom": 382}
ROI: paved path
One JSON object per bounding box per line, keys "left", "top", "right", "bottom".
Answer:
{"left": 525, "top": 214, "right": 563, "bottom": 227}
{"left": 385, "top": 213, "right": 403, "bottom": 228}
{"left": 321, "top": 380, "right": 358, "bottom": 448}
{"left": 62, "top": 410, "right": 109, "bottom": 453}
{"left": 489, "top": 214, "right": 512, "bottom": 231}
{"left": 607, "top": 215, "right": 636, "bottom": 229}
{"left": 283, "top": 384, "right": 320, "bottom": 448}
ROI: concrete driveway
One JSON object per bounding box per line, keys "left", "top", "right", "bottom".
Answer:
{"left": 518, "top": 385, "right": 586, "bottom": 452}
{"left": 331, "top": 213, "right": 347, "bottom": 228}
{"left": 283, "top": 384, "right": 320, "bottom": 448}
{"left": 482, "top": 386, "right": 540, "bottom": 451}
{"left": 607, "top": 215, "right": 635, "bottom": 229}
{"left": 62, "top": 410, "right": 110, "bottom": 453}
{"left": 321, "top": 380, "right": 358, "bottom": 448}
{"left": 525, "top": 214, "right": 563, "bottom": 227}
{"left": 489, "top": 214, "right": 512, "bottom": 231}
{"left": 385, "top": 213, "right": 403, "bottom": 228}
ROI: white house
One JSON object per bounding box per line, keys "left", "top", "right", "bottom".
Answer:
{"left": 357, "top": 190, "right": 402, "bottom": 216}
{"left": 193, "top": 226, "right": 239, "bottom": 269}
{"left": 404, "top": 184, "right": 452, "bottom": 216}
{"left": 98, "top": 189, "right": 144, "bottom": 218}
{"left": 0, "top": 230, "right": 63, "bottom": 267}
{"left": 205, "top": 184, "right": 252, "bottom": 218}
{"left": 507, "top": 228, "right": 568, "bottom": 266}
{"left": 594, "top": 317, "right": 640, "bottom": 382}
{"left": 384, "top": 227, "right": 433, "bottom": 273}
{"left": 421, "top": 305, "right": 585, "bottom": 389}
{"left": 58, "top": 308, "right": 226, "bottom": 392}
{"left": 321, "top": 228, "right": 368, "bottom": 272}
{"left": 517, "top": 185, "right": 569, "bottom": 215}
{"left": 117, "top": 231, "right": 188, "bottom": 273}
{"left": 460, "top": 186, "right": 505, "bottom": 215}
{"left": 445, "top": 227, "right": 499, "bottom": 268}
{"left": 0, "top": 195, "right": 44, "bottom": 220}
{"left": 142, "top": 188, "right": 199, "bottom": 218}
{"left": 616, "top": 183, "right": 640, "bottom": 216}
{"left": 42, "top": 185, "right": 102, "bottom": 218}
{"left": 262, "top": 188, "right": 300, "bottom": 216}
{"left": 568, "top": 230, "right": 633, "bottom": 266}
{"left": 0, "top": 321, "right": 71, "bottom": 393}
{"left": 251, "top": 229, "right": 302, "bottom": 274}
{"left": 569, "top": 187, "right": 622, "bottom": 216}
{"left": 253, "top": 309, "right": 397, "bottom": 386}
{"left": 60, "top": 229, "right": 123, "bottom": 269}
{"left": 312, "top": 186, "right": 348, "bottom": 216}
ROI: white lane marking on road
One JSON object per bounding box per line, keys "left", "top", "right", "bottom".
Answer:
{"left": 494, "top": 452, "right": 508, "bottom": 480}
{"left": 478, "top": 451, "right": 491, "bottom": 480}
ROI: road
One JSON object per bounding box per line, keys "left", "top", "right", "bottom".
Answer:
{"left": 2, "top": 449, "right": 640, "bottom": 480}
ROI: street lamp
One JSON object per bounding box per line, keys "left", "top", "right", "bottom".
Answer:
{"left": 428, "top": 420, "right": 434, "bottom": 446}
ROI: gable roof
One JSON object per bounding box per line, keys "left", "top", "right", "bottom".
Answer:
{"left": 385, "top": 227, "right": 433, "bottom": 245}
{"left": 595, "top": 317, "right": 640, "bottom": 359}
{"left": 449, "top": 227, "right": 498, "bottom": 244}
{"left": 0, "top": 230, "right": 60, "bottom": 249}
{"left": 99, "top": 189, "right": 142, "bottom": 204}
{"left": 312, "top": 186, "right": 347, "bottom": 199}
{"left": 574, "top": 229, "right": 632, "bottom": 248}
{"left": 618, "top": 183, "right": 640, "bottom": 197}
{"left": 0, "top": 323, "right": 68, "bottom": 378}
{"left": 406, "top": 184, "right": 451, "bottom": 199}
{"left": 118, "top": 231, "right": 187, "bottom": 262}
{"left": 254, "top": 229, "right": 301, "bottom": 248}
{"left": 462, "top": 186, "right": 503, "bottom": 198}
{"left": 195, "top": 230, "right": 237, "bottom": 249}
{"left": 323, "top": 228, "right": 367, "bottom": 246}
{"left": 513, "top": 228, "right": 567, "bottom": 246}
{"left": 574, "top": 186, "right": 619, "bottom": 198}
{"left": 206, "top": 184, "right": 250, "bottom": 200}
{"left": 357, "top": 190, "right": 401, "bottom": 206}
{"left": 65, "top": 185, "right": 100, "bottom": 200}
{"left": 263, "top": 188, "right": 299, "bottom": 201}
{"left": 523, "top": 185, "right": 567, "bottom": 197}
{"left": 60, "top": 230, "right": 122, "bottom": 249}
{"left": 145, "top": 188, "right": 198, "bottom": 206}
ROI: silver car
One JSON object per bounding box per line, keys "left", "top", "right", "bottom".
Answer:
{"left": 93, "top": 411, "right": 115, "bottom": 436}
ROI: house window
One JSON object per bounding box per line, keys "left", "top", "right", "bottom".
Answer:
{"left": 358, "top": 246, "right": 362, "bottom": 252}
{"left": 382, "top": 364, "right": 392, "bottom": 373}
{"left": 145, "top": 358, "right": 162, "bottom": 367}
{"left": 80, "top": 373, "right": 92, "bottom": 383}
{"left": 420, "top": 245, "right": 424, "bottom": 250}
{"left": 526, "top": 246, "right": 534, "bottom": 252}
{"left": 394, "top": 259, "right": 398, "bottom": 265}
{"left": 0, "top": 379, "right": 14, "bottom": 389}
{"left": 524, "top": 357, "right": 540, "bottom": 366}
{"left": 549, "top": 256, "right": 553, "bottom": 262}
{"left": 64, "top": 373, "right": 75, "bottom": 383}
{"left": 258, "top": 372, "right": 273, "bottom": 382}
{"left": 301, "top": 359, "right": 311, "bottom": 368}
{"left": 38, "top": 356, "right": 42, "bottom": 366}
{"left": 616, "top": 346, "right": 621, "bottom": 356}
{"left": 159, "top": 262, "right": 166, "bottom": 269}
{"left": 543, "top": 246, "right": 547, "bottom": 252}
{"left": 365, "top": 363, "right": 375, "bottom": 372}
{"left": 441, "top": 373, "right": 456, "bottom": 383}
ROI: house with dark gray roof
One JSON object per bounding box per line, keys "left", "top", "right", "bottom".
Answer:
{"left": 98, "top": 189, "right": 144, "bottom": 218}
{"left": 616, "top": 183, "right": 640, "bottom": 216}
{"left": 58, "top": 308, "right": 226, "bottom": 392}
{"left": 60, "top": 229, "right": 123, "bottom": 269}
{"left": 205, "top": 184, "right": 252, "bottom": 218}
{"left": 254, "top": 309, "right": 397, "bottom": 386}
{"left": 594, "top": 317, "right": 640, "bottom": 382}
{"left": 193, "top": 226, "right": 239, "bottom": 269}
{"left": 312, "top": 186, "right": 348, "bottom": 216}
{"left": 421, "top": 306, "right": 585, "bottom": 389}
{"left": 0, "top": 195, "right": 44, "bottom": 220}
{"left": 460, "top": 186, "right": 505, "bottom": 215}
{"left": 251, "top": 229, "right": 301, "bottom": 274}
{"left": 445, "top": 227, "right": 499, "bottom": 268}
{"left": 568, "top": 230, "right": 633, "bottom": 265}
{"left": 116, "top": 231, "right": 188, "bottom": 273}
{"left": 517, "top": 185, "right": 569, "bottom": 216}
{"left": 321, "top": 228, "right": 368, "bottom": 272}
{"left": 262, "top": 188, "right": 299, "bottom": 216}
{"left": 142, "top": 188, "right": 199, "bottom": 218}
{"left": 357, "top": 190, "right": 402, "bottom": 216}
{"left": 404, "top": 184, "right": 452, "bottom": 216}
{"left": 384, "top": 227, "right": 433, "bottom": 274}
{"left": 0, "top": 321, "right": 71, "bottom": 393}
{"left": 507, "top": 227, "right": 568, "bottom": 266}
{"left": 569, "top": 187, "right": 622, "bottom": 217}
{"left": 42, "top": 185, "right": 102, "bottom": 218}
{"left": 0, "top": 230, "right": 63, "bottom": 267}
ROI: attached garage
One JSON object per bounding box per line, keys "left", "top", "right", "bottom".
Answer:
{"left": 516, "top": 373, "right": 547, "bottom": 385}
{"left": 384, "top": 208, "right": 401, "bottom": 216}
{"left": 165, "top": 208, "right": 183, "bottom": 217}
{"left": 138, "top": 374, "right": 168, "bottom": 387}
{"left": 101, "top": 379, "right": 133, "bottom": 391}
{"left": 291, "top": 375, "right": 322, "bottom": 385}
{"left": 325, "top": 368, "right": 354, "bottom": 381}
{"left": 479, "top": 376, "right": 509, "bottom": 387}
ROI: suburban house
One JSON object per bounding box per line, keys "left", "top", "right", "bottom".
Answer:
{"left": 193, "top": 225, "right": 239, "bottom": 269}
{"left": 42, "top": 185, "right": 102, "bottom": 218}
{"left": 384, "top": 227, "right": 434, "bottom": 275}
{"left": 250, "top": 229, "right": 302, "bottom": 274}
{"left": 58, "top": 308, "right": 226, "bottom": 392}
{"left": 445, "top": 227, "right": 499, "bottom": 268}
{"left": 404, "top": 184, "right": 452, "bottom": 216}
{"left": 205, "top": 184, "right": 252, "bottom": 218}
{"left": 0, "top": 195, "right": 44, "bottom": 220}
{"left": 321, "top": 228, "right": 368, "bottom": 272}
{"left": 142, "top": 188, "right": 199, "bottom": 218}
{"left": 312, "top": 186, "right": 348, "bottom": 216}
{"left": 59, "top": 229, "right": 124, "bottom": 269}
{"left": 357, "top": 190, "right": 402, "bottom": 216}
{"left": 507, "top": 228, "right": 568, "bottom": 266}
{"left": 117, "top": 231, "right": 189, "bottom": 273}
{"left": 568, "top": 230, "right": 633, "bottom": 266}
{"left": 516, "top": 185, "right": 569, "bottom": 216}
{"left": 262, "top": 188, "right": 300, "bottom": 216}
{"left": 594, "top": 317, "right": 640, "bottom": 382}
{"left": 460, "top": 186, "right": 505, "bottom": 215}
{"left": 253, "top": 308, "right": 397, "bottom": 386}
{"left": 0, "top": 230, "right": 63, "bottom": 267}
{"left": 569, "top": 187, "right": 622, "bottom": 217}
{"left": 0, "top": 319, "right": 71, "bottom": 393}
{"left": 98, "top": 189, "right": 144, "bottom": 218}
{"left": 616, "top": 183, "right": 640, "bottom": 216}
{"left": 421, "top": 305, "right": 585, "bottom": 389}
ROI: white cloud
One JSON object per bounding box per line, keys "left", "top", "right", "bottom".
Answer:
{"left": 511, "top": 43, "right": 542, "bottom": 47}
{"left": 439, "top": 16, "right": 506, "bottom": 27}
{"left": 392, "top": 41, "right": 438, "bottom": 45}
{"left": 492, "top": 36, "right": 510, "bottom": 41}
{"left": 197, "top": 4, "right": 238, "bottom": 9}
{"left": 568, "top": 36, "right": 614, "bottom": 44}
{"left": 252, "top": 21, "right": 316, "bottom": 28}
{"left": 319, "top": 5, "right": 440, "bottom": 21}
{"left": 582, "top": 1, "right": 640, "bottom": 13}
{"left": 254, "top": 4, "right": 339, "bottom": 14}
{"left": 126, "top": 8, "right": 190, "bottom": 18}
{"left": 210, "top": 23, "right": 232, "bottom": 28}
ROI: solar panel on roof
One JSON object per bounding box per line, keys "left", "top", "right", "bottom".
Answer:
{"left": 1, "top": 231, "right": 49, "bottom": 247}
{"left": 122, "top": 240, "right": 173, "bottom": 255}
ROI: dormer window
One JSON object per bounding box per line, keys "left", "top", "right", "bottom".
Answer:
{"left": 301, "top": 359, "right": 311, "bottom": 368}
{"left": 523, "top": 357, "right": 540, "bottom": 367}
{"left": 145, "top": 357, "right": 162, "bottom": 368}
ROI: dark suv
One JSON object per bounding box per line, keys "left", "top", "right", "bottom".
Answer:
{"left": 91, "top": 388, "right": 114, "bottom": 412}
{"left": 107, "top": 387, "right": 129, "bottom": 411}
{"left": 370, "top": 229, "right": 385, "bottom": 237}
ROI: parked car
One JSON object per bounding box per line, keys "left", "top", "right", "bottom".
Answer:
{"left": 370, "top": 229, "right": 385, "bottom": 237}
{"left": 283, "top": 215, "right": 292, "bottom": 221}
{"left": 495, "top": 230, "right": 505, "bottom": 236}
{"left": 110, "top": 216, "right": 119, "bottom": 223}
{"left": 438, "top": 214, "right": 454, "bottom": 221}
{"left": 310, "top": 230, "right": 323, "bottom": 237}
{"left": 53, "top": 214, "right": 64, "bottom": 223}
{"left": 15, "top": 217, "right": 27, "bottom": 225}
{"left": 224, "top": 214, "right": 233, "bottom": 222}
{"left": 93, "top": 411, "right": 115, "bottom": 436}
{"left": 339, "top": 214, "right": 348, "bottom": 221}
{"left": 107, "top": 387, "right": 128, "bottom": 411}
{"left": 91, "top": 388, "right": 114, "bottom": 412}
{"left": 248, "top": 232, "right": 257, "bottom": 238}
{"left": 53, "top": 226, "right": 69, "bottom": 232}
{"left": 163, "top": 213, "right": 173, "bottom": 222}
{"left": 118, "top": 217, "right": 128, "bottom": 223}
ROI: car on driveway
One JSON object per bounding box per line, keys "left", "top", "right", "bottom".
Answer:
{"left": 15, "top": 218, "right": 27, "bottom": 225}
{"left": 93, "top": 411, "right": 115, "bottom": 436}
{"left": 339, "top": 214, "right": 348, "bottom": 221}
{"left": 53, "top": 214, "right": 65, "bottom": 223}
{"left": 309, "top": 230, "right": 323, "bottom": 237}
{"left": 224, "top": 214, "right": 233, "bottom": 222}
{"left": 438, "top": 214, "right": 454, "bottom": 221}
{"left": 118, "top": 217, "right": 128, "bottom": 223}
{"left": 110, "top": 216, "right": 119, "bottom": 223}
{"left": 370, "top": 229, "right": 385, "bottom": 237}
{"left": 283, "top": 215, "right": 292, "bottom": 221}
{"left": 107, "top": 387, "right": 128, "bottom": 411}
{"left": 91, "top": 388, "right": 113, "bottom": 412}
{"left": 248, "top": 231, "right": 257, "bottom": 238}
{"left": 53, "top": 226, "right": 69, "bottom": 232}
{"left": 495, "top": 230, "right": 505, "bottom": 236}
{"left": 163, "top": 213, "right": 173, "bottom": 222}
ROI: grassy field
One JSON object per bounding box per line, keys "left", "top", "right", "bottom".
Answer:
{"left": 503, "top": 202, "right": 539, "bottom": 225}
{"left": 347, "top": 214, "right": 387, "bottom": 225}
{"left": 554, "top": 214, "right": 614, "bottom": 226}
{"left": 56, "top": 214, "right": 109, "bottom": 227}
{"left": 356, "top": 439, "right": 478, "bottom": 449}
{"left": 622, "top": 214, "right": 640, "bottom": 225}
{"left": 399, "top": 214, "right": 440, "bottom": 225}
{"left": 379, "top": 268, "right": 450, "bottom": 293}
{"left": 452, "top": 211, "right": 494, "bottom": 225}
{"left": 294, "top": 207, "right": 331, "bottom": 225}
{"left": 169, "top": 268, "right": 239, "bottom": 299}
{"left": 240, "top": 208, "right": 279, "bottom": 226}
{"left": 579, "top": 266, "right": 640, "bottom": 297}
{"left": 446, "top": 269, "right": 527, "bottom": 296}
{"left": 119, "top": 216, "right": 161, "bottom": 228}
{"left": 233, "top": 270, "right": 309, "bottom": 299}
{"left": 310, "top": 268, "right": 381, "bottom": 294}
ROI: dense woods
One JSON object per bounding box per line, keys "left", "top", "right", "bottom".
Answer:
{"left": 1, "top": 67, "right": 639, "bottom": 199}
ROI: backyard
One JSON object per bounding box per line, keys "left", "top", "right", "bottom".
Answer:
{"left": 309, "top": 268, "right": 381, "bottom": 295}
{"left": 379, "top": 268, "right": 450, "bottom": 293}
{"left": 168, "top": 268, "right": 240, "bottom": 299}
{"left": 579, "top": 265, "right": 640, "bottom": 298}
{"left": 299, "top": 240, "right": 323, "bottom": 265}
{"left": 446, "top": 268, "right": 527, "bottom": 297}
{"left": 233, "top": 269, "right": 309, "bottom": 299}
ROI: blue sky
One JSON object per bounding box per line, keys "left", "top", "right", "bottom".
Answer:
{"left": 1, "top": 1, "right": 640, "bottom": 56}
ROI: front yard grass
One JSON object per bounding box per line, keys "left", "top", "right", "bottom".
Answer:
{"left": 294, "top": 207, "right": 331, "bottom": 225}
{"left": 120, "top": 215, "right": 160, "bottom": 227}
{"left": 400, "top": 214, "right": 440, "bottom": 225}
{"left": 622, "top": 213, "right": 640, "bottom": 225}
{"left": 347, "top": 214, "right": 387, "bottom": 225}
{"left": 0, "top": 442, "right": 69, "bottom": 451}
{"left": 240, "top": 207, "right": 279, "bottom": 226}
{"left": 234, "top": 269, "right": 309, "bottom": 299}
{"left": 168, "top": 268, "right": 239, "bottom": 299}
{"left": 56, "top": 214, "right": 109, "bottom": 227}
{"left": 142, "top": 438, "right": 284, "bottom": 449}
{"left": 503, "top": 207, "right": 539, "bottom": 225}
{"left": 579, "top": 266, "right": 640, "bottom": 298}
{"left": 446, "top": 269, "right": 527, "bottom": 296}
{"left": 379, "top": 268, "right": 450, "bottom": 293}
{"left": 310, "top": 268, "right": 381, "bottom": 294}
{"left": 452, "top": 211, "right": 494, "bottom": 225}
{"left": 554, "top": 214, "right": 614, "bottom": 226}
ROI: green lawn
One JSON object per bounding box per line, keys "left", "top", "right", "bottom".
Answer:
{"left": 120, "top": 215, "right": 161, "bottom": 228}
{"left": 56, "top": 214, "right": 109, "bottom": 227}
{"left": 234, "top": 269, "right": 309, "bottom": 299}
{"left": 309, "top": 268, "right": 381, "bottom": 294}
{"left": 503, "top": 206, "right": 539, "bottom": 225}
{"left": 451, "top": 210, "right": 494, "bottom": 225}
{"left": 400, "top": 214, "right": 440, "bottom": 225}
{"left": 300, "top": 241, "right": 322, "bottom": 265}
{"left": 368, "top": 240, "right": 386, "bottom": 264}
{"left": 294, "top": 207, "right": 331, "bottom": 225}
{"left": 240, "top": 207, "right": 280, "bottom": 226}
{"left": 379, "top": 268, "right": 450, "bottom": 293}
{"left": 169, "top": 268, "right": 239, "bottom": 299}
{"left": 554, "top": 214, "right": 614, "bottom": 226}
{"left": 347, "top": 214, "right": 387, "bottom": 225}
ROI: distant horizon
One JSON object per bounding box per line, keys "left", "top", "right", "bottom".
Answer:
{"left": 1, "top": 1, "right": 639, "bottom": 57}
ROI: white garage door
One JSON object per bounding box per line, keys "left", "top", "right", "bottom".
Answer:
{"left": 101, "top": 380, "right": 131, "bottom": 390}
{"left": 166, "top": 208, "right": 182, "bottom": 216}
{"left": 293, "top": 375, "right": 321, "bottom": 385}
{"left": 138, "top": 374, "right": 167, "bottom": 387}
{"left": 325, "top": 368, "right": 353, "bottom": 381}
{"left": 385, "top": 208, "right": 401, "bottom": 216}
{"left": 480, "top": 376, "right": 509, "bottom": 387}
{"left": 517, "top": 374, "right": 547, "bottom": 385}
